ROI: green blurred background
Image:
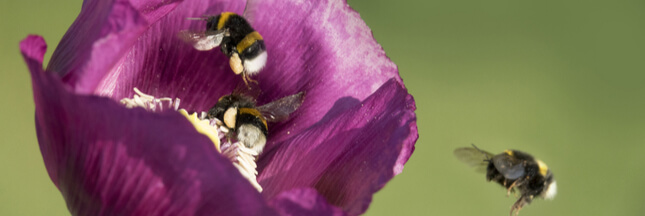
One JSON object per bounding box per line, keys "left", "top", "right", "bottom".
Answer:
{"left": 1, "top": 0, "right": 644, "bottom": 215}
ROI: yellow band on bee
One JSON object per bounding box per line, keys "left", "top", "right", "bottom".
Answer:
{"left": 239, "top": 107, "right": 267, "bottom": 129}
{"left": 536, "top": 159, "right": 549, "bottom": 176}
{"left": 217, "top": 12, "right": 235, "bottom": 30}
{"left": 504, "top": 150, "right": 514, "bottom": 156}
{"left": 236, "top": 31, "right": 263, "bottom": 53}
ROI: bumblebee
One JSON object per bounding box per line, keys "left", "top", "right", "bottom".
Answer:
{"left": 181, "top": 0, "right": 266, "bottom": 85}
{"left": 454, "top": 144, "right": 557, "bottom": 216}
{"left": 207, "top": 92, "right": 305, "bottom": 154}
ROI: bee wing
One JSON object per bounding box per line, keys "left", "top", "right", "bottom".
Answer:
{"left": 454, "top": 147, "right": 494, "bottom": 173}
{"left": 491, "top": 154, "right": 526, "bottom": 180}
{"left": 257, "top": 92, "right": 305, "bottom": 122}
{"left": 178, "top": 30, "right": 225, "bottom": 51}
{"left": 243, "top": 0, "right": 261, "bottom": 24}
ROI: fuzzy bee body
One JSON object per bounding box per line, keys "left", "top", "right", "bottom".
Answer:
{"left": 181, "top": 2, "right": 267, "bottom": 85}
{"left": 209, "top": 12, "right": 267, "bottom": 78}
{"left": 454, "top": 145, "right": 557, "bottom": 216}
{"left": 208, "top": 92, "right": 304, "bottom": 154}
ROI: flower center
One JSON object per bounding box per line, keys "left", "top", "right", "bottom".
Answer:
{"left": 120, "top": 88, "right": 263, "bottom": 192}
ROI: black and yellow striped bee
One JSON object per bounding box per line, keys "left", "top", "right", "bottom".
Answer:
{"left": 207, "top": 91, "right": 305, "bottom": 155}
{"left": 454, "top": 144, "right": 557, "bottom": 216}
{"left": 181, "top": 0, "right": 266, "bottom": 85}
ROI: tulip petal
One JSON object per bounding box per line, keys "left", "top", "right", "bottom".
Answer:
{"left": 22, "top": 36, "right": 276, "bottom": 216}
{"left": 47, "top": 0, "right": 182, "bottom": 93}
{"left": 269, "top": 188, "right": 346, "bottom": 216}
{"left": 258, "top": 79, "right": 418, "bottom": 215}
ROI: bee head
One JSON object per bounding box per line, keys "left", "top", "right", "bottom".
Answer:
{"left": 205, "top": 15, "right": 220, "bottom": 32}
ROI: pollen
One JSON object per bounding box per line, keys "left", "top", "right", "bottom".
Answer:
{"left": 179, "top": 109, "right": 220, "bottom": 152}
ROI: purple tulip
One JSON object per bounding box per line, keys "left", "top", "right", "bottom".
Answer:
{"left": 20, "top": 0, "right": 417, "bottom": 215}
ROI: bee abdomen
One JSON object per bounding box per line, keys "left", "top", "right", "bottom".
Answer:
{"left": 237, "top": 124, "right": 267, "bottom": 154}
{"left": 237, "top": 108, "right": 268, "bottom": 136}
{"left": 236, "top": 31, "right": 264, "bottom": 55}
{"left": 239, "top": 38, "right": 267, "bottom": 75}
{"left": 236, "top": 108, "right": 268, "bottom": 154}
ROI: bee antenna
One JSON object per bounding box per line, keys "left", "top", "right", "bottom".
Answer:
{"left": 470, "top": 143, "right": 481, "bottom": 150}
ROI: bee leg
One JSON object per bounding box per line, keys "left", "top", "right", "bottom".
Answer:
{"left": 507, "top": 180, "right": 520, "bottom": 197}
{"left": 242, "top": 74, "right": 250, "bottom": 87}
{"left": 509, "top": 196, "right": 529, "bottom": 216}
{"left": 229, "top": 53, "right": 245, "bottom": 75}
{"left": 243, "top": 72, "right": 259, "bottom": 85}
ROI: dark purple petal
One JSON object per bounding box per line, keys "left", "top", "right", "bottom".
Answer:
{"left": 23, "top": 36, "right": 276, "bottom": 216}
{"left": 269, "top": 188, "right": 346, "bottom": 216}
{"left": 47, "top": 0, "right": 182, "bottom": 93}
{"left": 258, "top": 79, "right": 417, "bottom": 215}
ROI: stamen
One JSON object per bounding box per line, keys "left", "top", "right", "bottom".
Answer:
{"left": 120, "top": 87, "right": 180, "bottom": 112}
{"left": 207, "top": 118, "right": 263, "bottom": 192}
{"left": 219, "top": 139, "right": 263, "bottom": 192}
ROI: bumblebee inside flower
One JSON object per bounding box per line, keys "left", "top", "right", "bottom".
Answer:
{"left": 180, "top": 0, "right": 267, "bottom": 86}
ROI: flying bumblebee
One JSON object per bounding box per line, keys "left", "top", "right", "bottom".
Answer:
{"left": 180, "top": 0, "right": 266, "bottom": 85}
{"left": 207, "top": 91, "right": 305, "bottom": 155}
{"left": 454, "top": 144, "right": 557, "bottom": 216}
